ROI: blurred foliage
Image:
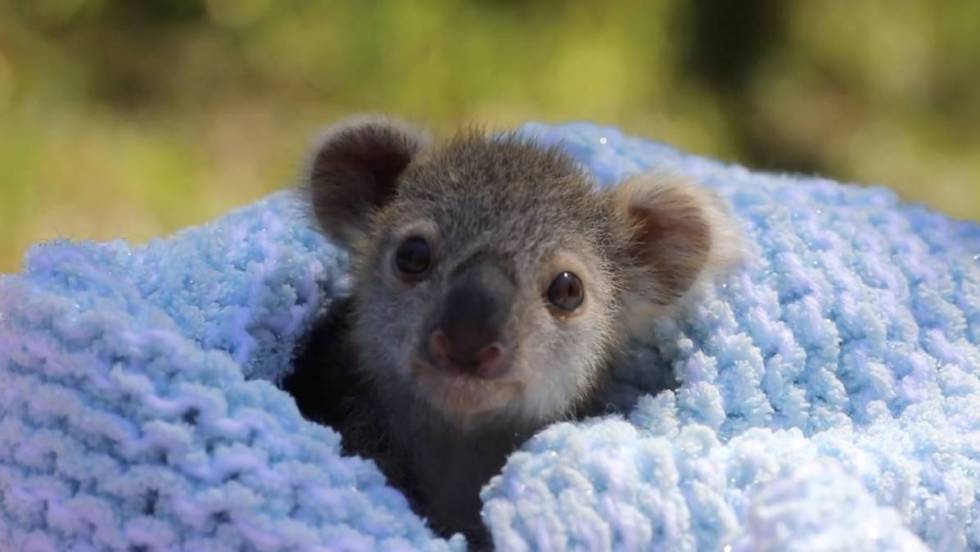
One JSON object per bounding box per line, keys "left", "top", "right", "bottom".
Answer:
{"left": 1, "top": 0, "right": 978, "bottom": 271}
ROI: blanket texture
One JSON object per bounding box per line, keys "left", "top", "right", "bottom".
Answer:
{"left": 1, "top": 122, "right": 978, "bottom": 551}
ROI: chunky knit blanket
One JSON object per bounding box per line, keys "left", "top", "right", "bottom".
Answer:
{"left": 1, "top": 122, "right": 978, "bottom": 551}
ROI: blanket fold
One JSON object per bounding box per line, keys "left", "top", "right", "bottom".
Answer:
{"left": 1, "top": 122, "right": 978, "bottom": 551}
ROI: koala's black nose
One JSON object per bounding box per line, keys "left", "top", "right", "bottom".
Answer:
{"left": 429, "top": 256, "right": 515, "bottom": 379}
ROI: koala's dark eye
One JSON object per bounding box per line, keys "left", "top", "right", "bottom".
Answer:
{"left": 394, "top": 236, "right": 432, "bottom": 278}
{"left": 547, "top": 271, "right": 584, "bottom": 311}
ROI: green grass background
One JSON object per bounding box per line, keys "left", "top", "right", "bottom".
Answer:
{"left": 1, "top": 0, "right": 978, "bottom": 272}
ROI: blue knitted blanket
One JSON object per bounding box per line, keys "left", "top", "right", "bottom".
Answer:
{"left": 1, "top": 123, "right": 978, "bottom": 551}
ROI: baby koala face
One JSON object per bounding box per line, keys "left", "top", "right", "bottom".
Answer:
{"left": 350, "top": 134, "right": 625, "bottom": 426}
{"left": 307, "top": 117, "right": 733, "bottom": 429}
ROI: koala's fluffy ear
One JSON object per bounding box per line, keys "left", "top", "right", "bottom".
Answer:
{"left": 307, "top": 116, "right": 427, "bottom": 247}
{"left": 610, "top": 172, "right": 738, "bottom": 321}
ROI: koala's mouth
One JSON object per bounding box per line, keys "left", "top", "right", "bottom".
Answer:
{"left": 409, "top": 359, "right": 524, "bottom": 419}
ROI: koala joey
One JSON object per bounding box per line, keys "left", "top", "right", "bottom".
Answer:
{"left": 284, "top": 117, "right": 737, "bottom": 546}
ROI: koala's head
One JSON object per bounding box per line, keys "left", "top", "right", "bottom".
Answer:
{"left": 307, "top": 117, "right": 733, "bottom": 429}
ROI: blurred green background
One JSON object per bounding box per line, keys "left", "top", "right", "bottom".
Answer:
{"left": 1, "top": 0, "right": 978, "bottom": 272}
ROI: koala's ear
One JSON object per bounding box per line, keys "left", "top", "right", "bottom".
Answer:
{"left": 610, "top": 172, "right": 738, "bottom": 318}
{"left": 306, "top": 116, "right": 427, "bottom": 247}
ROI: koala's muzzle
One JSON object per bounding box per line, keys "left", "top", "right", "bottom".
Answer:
{"left": 428, "top": 256, "right": 515, "bottom": 380}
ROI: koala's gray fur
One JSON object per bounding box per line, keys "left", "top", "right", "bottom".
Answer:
{"left": 285, "top": 116, "right": 737, "bottom": 547}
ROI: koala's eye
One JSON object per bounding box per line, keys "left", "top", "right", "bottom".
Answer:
{"left": 547, "top": 271, "right": 584, "bottom": 312}
{"left": 394, "top": 236, "right": 432, "bottom": 278}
